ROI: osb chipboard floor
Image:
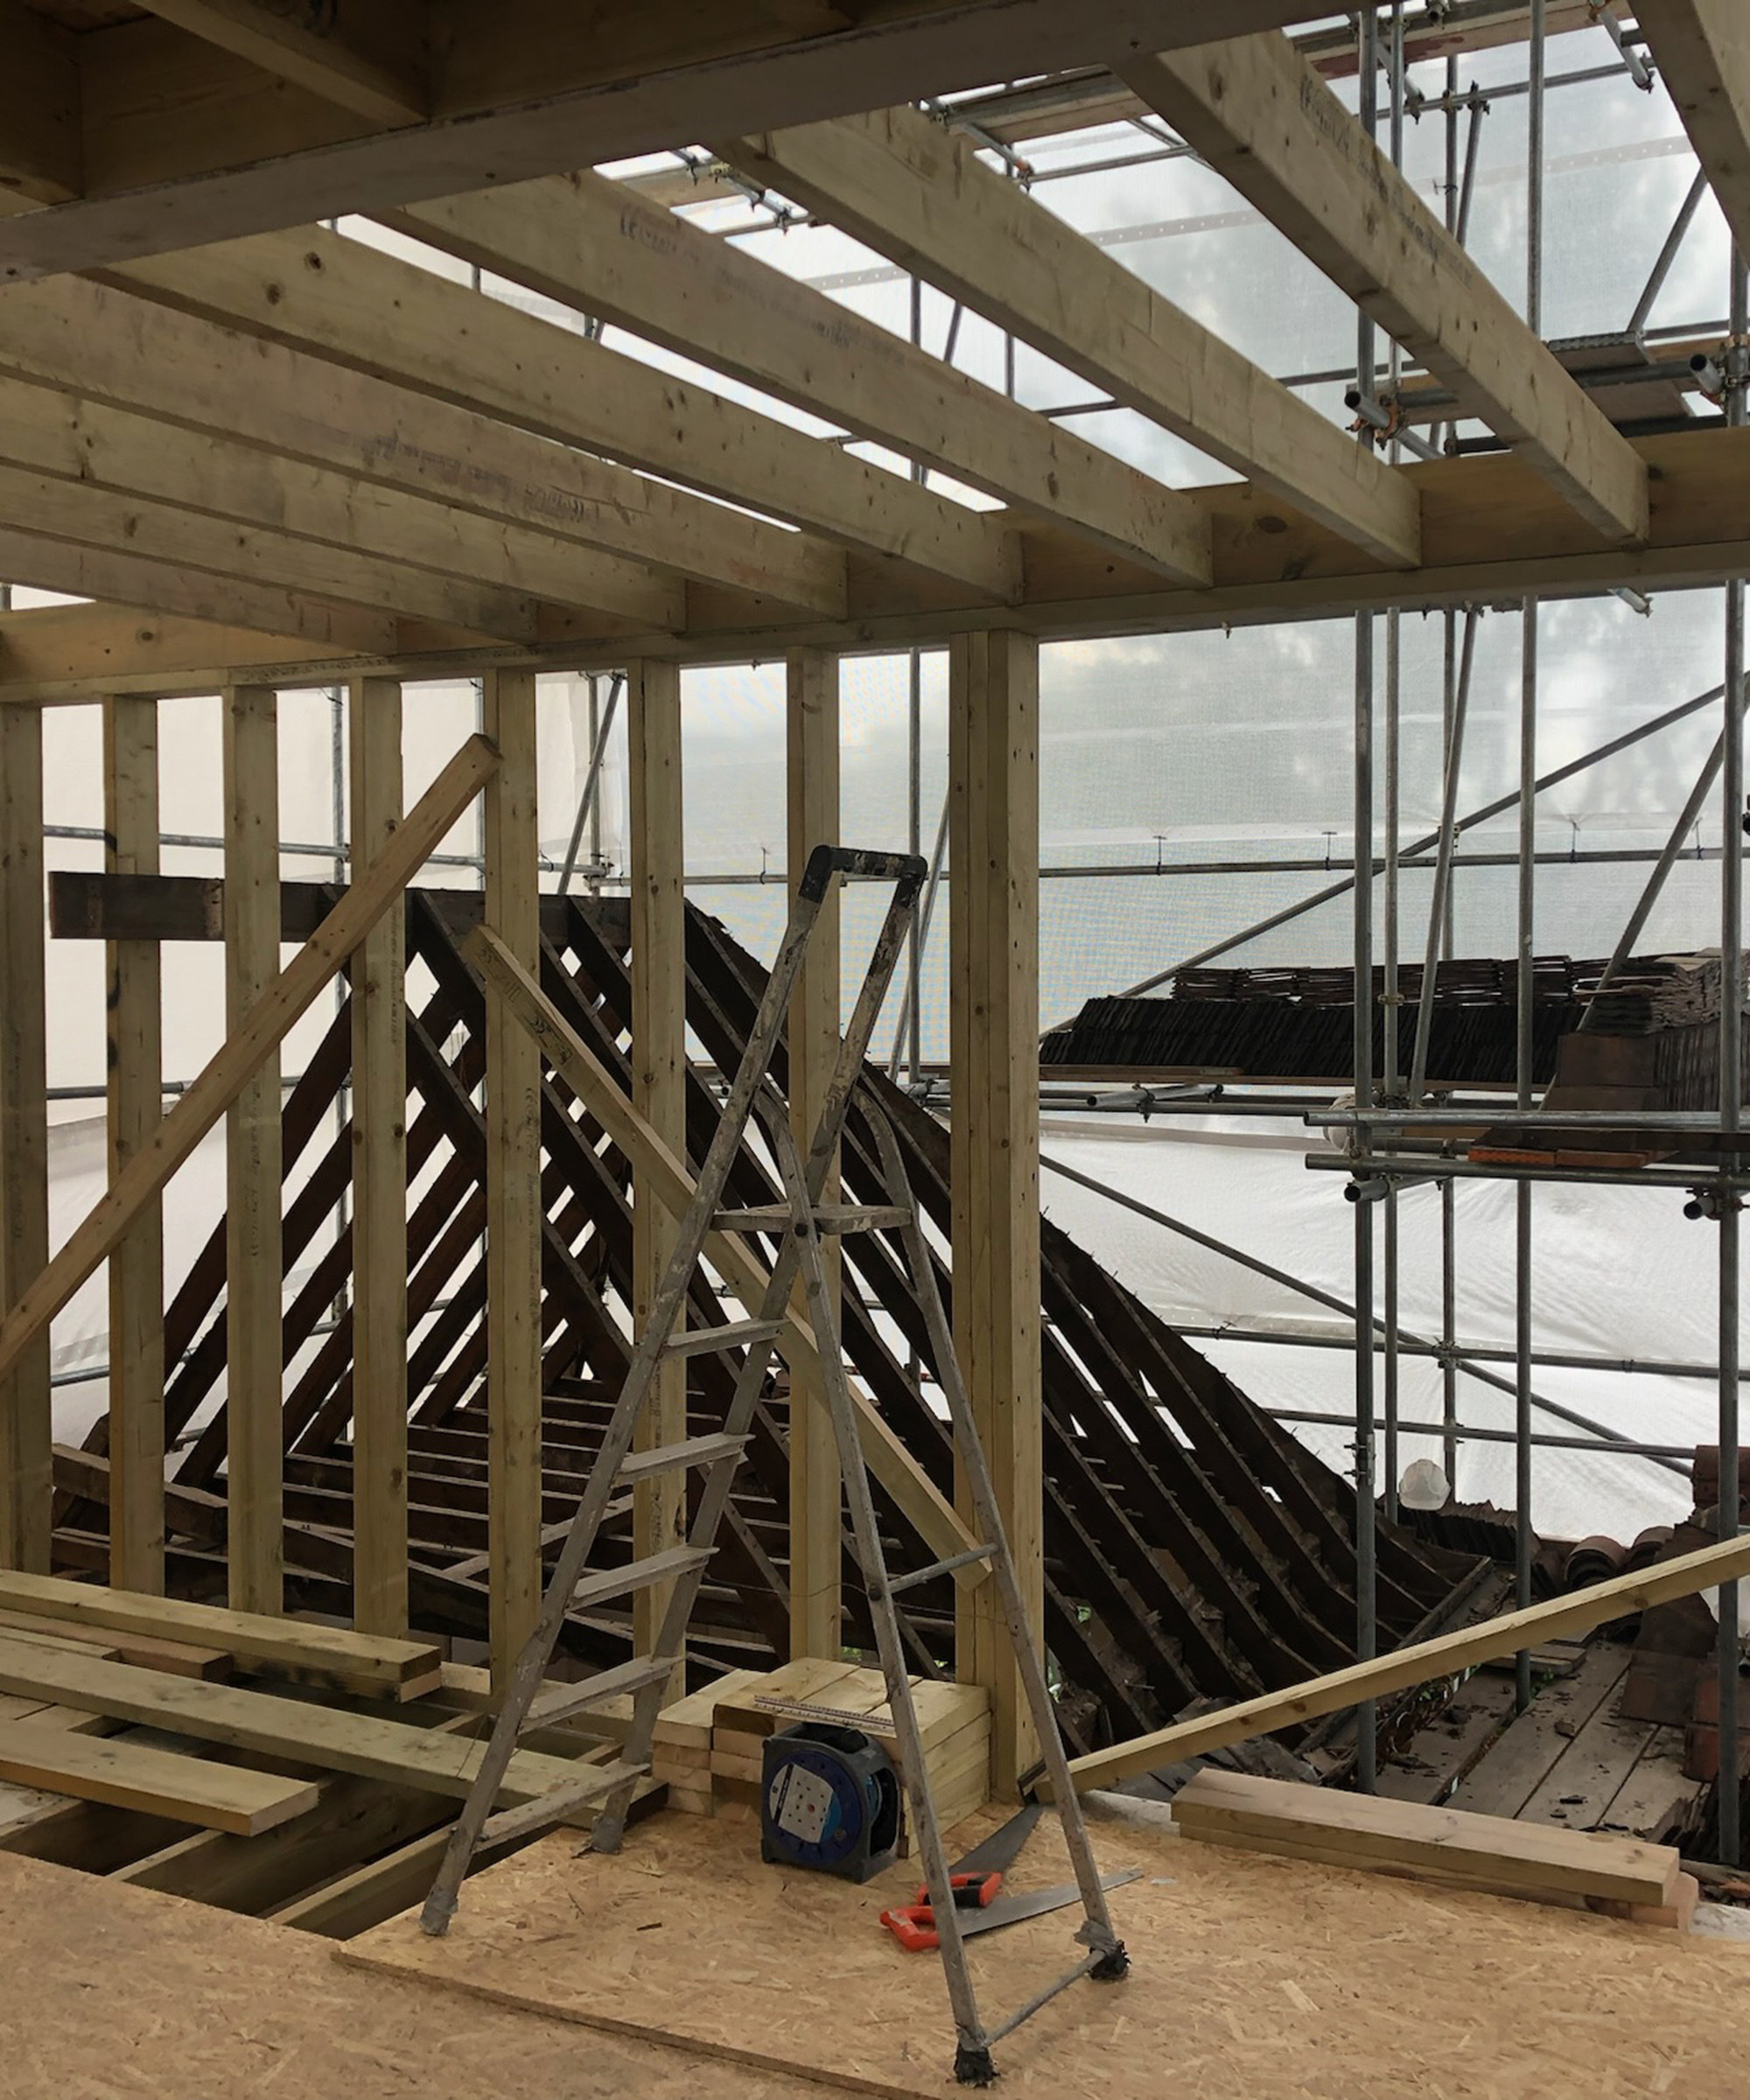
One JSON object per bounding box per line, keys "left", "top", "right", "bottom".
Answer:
{"left": 0, "top": 1848, "right": 816, "bottom": 2100}
{"left": 346, "top": 1796, "right": 1750, "bottom": 2100}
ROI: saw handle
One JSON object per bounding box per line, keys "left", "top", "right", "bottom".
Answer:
{"left": 914, "top": 1871, "right": 1003, "bottom": 1910}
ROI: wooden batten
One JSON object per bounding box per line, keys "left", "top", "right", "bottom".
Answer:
{"left": 948, "top": 629, "right": 1040, "bottom": 1795}
{"left": 222, "top": 682, "right": 284, "bottom": 1616}
{"left": 627, "top": 658, "right": 687, "bottom": 1700}
{"left": 785, "top": 647, "right": 844, "bottom": 1662}
{"left": 0, "top": 704, "right": 49, "bottom": 1572}
{"left": 102, "top": 695, "right": 166, "bottom": 1594}
{"left": 482, "top": 667, "right": 542, "bottom": 1684}
{"left": 347, "top": 676, "right": 409, "bottom": 1637}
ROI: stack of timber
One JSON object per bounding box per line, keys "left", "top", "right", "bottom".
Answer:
{"left": 0, "top": 1575, "right": 646, "bottom": 1934}
{"left": 49, "top": 880, "right": 1482, "bottom": 1762}
{"left": 1172, "top": 1770, "right": 1699, "bottom": 1930}
{"left": 695, "top": 1659, "right": 990, "bottom": 1847}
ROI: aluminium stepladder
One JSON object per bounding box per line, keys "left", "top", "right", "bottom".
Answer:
{"left": 419, "top": 844, "right": 1127, "bottom": 2088}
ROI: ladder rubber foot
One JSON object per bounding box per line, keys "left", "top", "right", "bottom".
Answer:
{"left": 418, "top": 1891, "right": 457, "bottom": 1939}
{"left": 1088, "top": 1940, "right": 1130, "bottom": 1983}
{"left": 952, "top": 2045, "right": 998, "bottom": 2088}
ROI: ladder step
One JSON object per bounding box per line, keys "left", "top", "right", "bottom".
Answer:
{"left": 661, "top": 1320, "right": 782, "bottom": 1359}
{"left": 712, "top": 1204, "right": 911, "bottom": 1235}
{"left": 522, "top": 1656, "right": 678, "bottom": 1732}
{"left": 569, "top": 1545, "right": 712, "bottom": 1611}
{"left": 478, "top": 1758, "right": 648, "bottom": 1846}
{"left": 618, "top": 1432, "right": 749, "bottom": 1482}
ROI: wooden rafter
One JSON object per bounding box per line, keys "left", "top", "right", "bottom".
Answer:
{"left": 103, "top": 227, "right": 1024, "bottom": 600}
{"left": 1639, "top": 0, "right": 1750, "bottom": 264}
{"left": 0, "top": 3, "right": 1326, "bottom": 281}
{"left": 0, "top": 274, "right": 848, "bottom": 615}
{"left": 1116, "top": 34, "right": 1649, "bottom": 544}
{"left": 128, "top": 0, "right": 429, "bottom": 128}
{"left": 1, "top": 424, "right": 1741, "bottom": 699}
{"left": 718, "top": 103, "right": 1424, "bottom": 567}
{"left": 0, "top": 374, "right": 684, "bottom": 630}
{"left": 388, "top": 175, "right": 1214, "bottom": 586}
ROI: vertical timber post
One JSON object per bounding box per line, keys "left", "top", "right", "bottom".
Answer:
{"left": 0, "top": 704, "right": 49, "bottom": 1572}
{"left": 104, "top": 695, "right": 165, "bottom": 1593}
{"left": 483, "top": 668, "right": 542, "bottom": 1685}
{"left": 787, "top": 646, "right": 843, "bottom": 1661}
{"left": 628, "top": 659, "right": 688, "bottom": 1699}
{"left": 948, "top": 629, "right": 1041, "bottom": 1794}
{"left": 224, "top": 682, "right": 283, "bottom": 1615}
{"left": 348, "top": 676, "right": 409, "bottom": 1636}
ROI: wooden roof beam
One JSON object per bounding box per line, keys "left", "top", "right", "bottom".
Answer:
{"left": 0, "top": 0, "right": 80, "bottom": 207}
{"left": 1116, "top": 33, "right": 1649, "bottom": 544}
{"left": 388, "top": 175, "right": 1214, "bottom": 587}
{"left": 718, "top": 105, "right": 1424, "bottom": 569}
{"left": 104, "top": 228, "right": 1025, "bottom": 602}
{"left": 1639, "top": 0, "right": 1750, "bottom": 265}
{"left": 0, "top": 374, "right": 681, "bottom": 633}
{"left": 0, "top": 274, "right": 846, "bottom": 617}
{"left": 127, "top": 0, "right": 429, "bottom": 128}
{"left": 0, "top": 1, "right": 1327, "bottom": 283}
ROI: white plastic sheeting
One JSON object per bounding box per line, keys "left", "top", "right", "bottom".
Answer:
{"left": 1039, "top": 1114, "right": 1732, "bottom": 1545}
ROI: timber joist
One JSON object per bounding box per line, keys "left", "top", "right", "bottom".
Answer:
{"left": 0, "top": 7, "right": 1732, "bottom": 697}
{"left": 53, "top": 882, "right": 1481, "bottom": 1756}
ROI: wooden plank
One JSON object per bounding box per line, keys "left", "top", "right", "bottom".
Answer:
{"left": 1118, "top": 34, "right": 1648, "bottom": 543}
{"left": 102, "top": 695, "right": 166, "bottom": 1595}
{"left": 0, "top": 1718, "right": 318, "bottom": 1835}
{"left": 0, "top": 525, "right": 404, "bottom": 655}
{"left": 1641, "top": 0, "right": 1750, "bottom": 263}
{"left": 393, "top": 173, "right": 1213, "bottom": 585}
{"left": 0, "top": 373, "right": 682, "bottom": 631}
{"left": 0, "top": 704, "right": 49, "bottom": 1572}
{"left": 0, "top": 0, "right": 80, "bottom": 206}
{"left": 0, "top": 1636, "right": 612, "bottom": 1806}
{"left": 109, "top": 228, "right": 1022, "bottom": 600}
{"left": 0, "top": 1572, "right": 438, "bottom": 1696}
{"left": 719, "top": 105, "right": 1423, "bottom": 567}
{"left": 1171, "top": 1769, "right": 1678, "bottom": 1907}
{"left": 0, "top": 276, "right": 846, "bottom": 615}
{"left": 223, "top": 682, "right": 284, "bottom": 1617}
{"left": 128, "top": 0, "right": 428, "bottom": 127}
{"left": 0, "top": 1607, "right": 225, "bottom": 1682}
{"left": 1052, "top": 1528, "right": 1750, "bottom": 1797}
{"left": 1446, "top": 1645, "right": 1628, "bottom": 1818}
{"left": 627, "top": 660, "right": 687, "bottom": 1699}
{"left": 785, "top": 647, "right": 842, "bottom": 1662}
{"left": 463, "top": 925, "right": 984, "bottom": 1581}
{"left": 0, "top": 4, "right": 1315, "bottom": 281}
{"left": 0, "top": 734, "right": 499, "bottom": 1390}
{"left": 482, "top": 668, "right": 542, "bottom": 1684}
{"left": 0, "top": 458, "right": 541, "bottom": 640}
{"left": 948, "top": 630, "right": 1038, "bottom": 1796}
{"left": 347, "top": 676, "right": 409, "bottom": 1638}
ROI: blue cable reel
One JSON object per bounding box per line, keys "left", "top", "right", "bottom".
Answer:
{"left": 760, "top": 1722, "right": 901, "bottom": 1883}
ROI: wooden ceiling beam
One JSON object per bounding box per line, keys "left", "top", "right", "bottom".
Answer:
{"left": 718, "top": 105, "right": 1424, "bottom": 569}
{"left": 0, "top": 373, "right": 682, "bottom": 632}
{"left": 390, "top": 175, "right": 1213, "bottom": 586}
{"left": 1639, "top": 0, "right": 1750, "bottom": 265}
{"left": 104, "top": 227, "right": 1021, "bottom": 600}
{"left": 0, "top": 274, "right": 846, "bottom": 616}
{"left": 1116, "top": 34, "right": 1648, "bottom": 545}
{"left": 0, "top": 460, "right": 538, "bottom": 641}
{"left": 0, "top": 1, "right": 1326, "bottom": 282}
{"left": 126, "top": 0, "right": 429, "bottom": 128}
{"left": 1, "top": 426, "right": 1743, "bottom": 702}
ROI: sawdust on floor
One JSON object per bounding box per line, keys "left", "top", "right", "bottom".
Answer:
{"left": 346, "top": 1794, "right": 1750, "bottom": 2100}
